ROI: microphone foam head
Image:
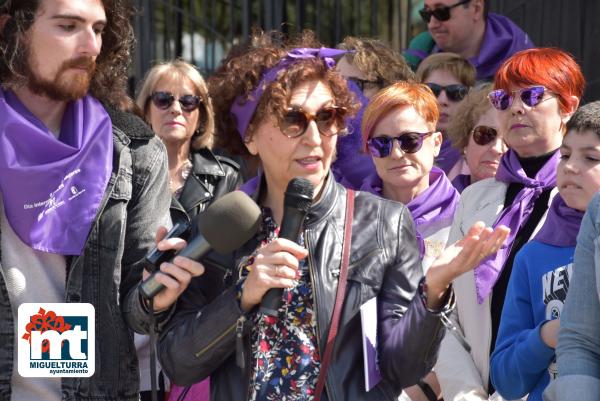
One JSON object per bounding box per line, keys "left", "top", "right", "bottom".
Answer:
{"left": 198, "top": 191, "right": 262, "bottom": 254}
{"left": 284, "top": 177, "right": 314, "bottom": 213}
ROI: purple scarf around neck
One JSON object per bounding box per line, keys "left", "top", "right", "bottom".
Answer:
{"left": 0, "top": 89, "right": 113, "bottom": 255}
{"left": 473, "top": 149, "right": 559, "bottom": 303}
{"left": 534, "top": 193, "right": 584, "bottom": 247}
{"left": 435, "top": 138, "right": 462, "bottom": 175}
{"left": 451, "top": 174, "right": 471, "bottom": 194}
{"left": 360, "top": 166, "right": 459, "bottom": 259}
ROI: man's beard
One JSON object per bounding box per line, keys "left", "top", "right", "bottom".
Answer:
{"left": 25, "top": 54, "right": 96, "bottom": 102}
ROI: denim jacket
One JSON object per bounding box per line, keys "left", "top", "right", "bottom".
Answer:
{"left": 0, "top": 107, "right": 171, "bottom": 401}
{"left": 544, "top": 193, "right": 600, "bottom": 401}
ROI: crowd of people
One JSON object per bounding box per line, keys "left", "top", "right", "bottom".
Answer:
{"left": 1, "top": 1, "right": 600, "bottom": 401}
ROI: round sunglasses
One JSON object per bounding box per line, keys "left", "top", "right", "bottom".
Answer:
{"left": 471, "top": 126, "right": 499, "bottom": 146}
{"left": 279, "top": 106, "right": 347, "bottom": 138}
{"left": 425, "top": 83, "right": 469, "bottom": 102}
{"left": 419, "top": 0, "right": 471, "bottom": 23}
{"left": 150, "top": 91, "right": 203, "bottom": 112}
{"left": 488, "top": 86, "right": 551, "bottom": 111}
{"left": 367, "top": 132, "right": 434, "bottom": 158}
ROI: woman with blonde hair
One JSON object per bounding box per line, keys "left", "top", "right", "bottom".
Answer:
{"left": 136, "top": 60, "right": 241, "bottom": 218}
{"left": 135, "top": 59, "right": 241, "bottom": 401}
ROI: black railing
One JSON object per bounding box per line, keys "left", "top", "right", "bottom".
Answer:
{"left": 131, "top": 0, "right": 423, "bottom": 88}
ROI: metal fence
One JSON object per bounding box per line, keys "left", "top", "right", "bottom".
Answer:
{"left": 131, "top": 0, "right": 424, "bottom": 89}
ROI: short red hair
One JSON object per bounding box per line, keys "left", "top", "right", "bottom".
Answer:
{"left": 362, "top": 82, "right": 439, "bottom": 151}
{"left": 494, "top": 48, "right": 585, "bottom": 114}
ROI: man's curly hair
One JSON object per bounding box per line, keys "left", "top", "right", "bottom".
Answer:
{"left": 209, "top": 30, "right": 359, "bottom": 158}
{"left": 0, "top": 0, "right": 135, "bottom": 109}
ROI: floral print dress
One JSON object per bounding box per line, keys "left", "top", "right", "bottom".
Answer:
{"left": 242, "top": 210, "right": 321, "bottom": 401}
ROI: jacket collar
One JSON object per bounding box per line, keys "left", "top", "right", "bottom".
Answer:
{"left": 191, "top": 148, "right": 226, "bottom": 177}
{"left": 177, "top": 148, "right": 224, "bottom": 212}
{"left": 248, "top": 173, "right": 340, "bottom": 228}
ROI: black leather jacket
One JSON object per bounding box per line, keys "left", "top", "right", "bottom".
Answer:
{"left": 158, "top": 176, "right": 448, "bottom": 401}
{"left": 171, "top": 147, "right": 242, "bottom": 223}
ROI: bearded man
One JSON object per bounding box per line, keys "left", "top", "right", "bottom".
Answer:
{"left": 0, "top": 1, "right": 203, "bottom": 400}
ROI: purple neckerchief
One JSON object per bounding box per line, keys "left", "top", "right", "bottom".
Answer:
{"left": 435, "top": 138, "right": 462, "bottom": 175}
{"left": 0, "top": 89, "right": 113, "bottom": 255}
{"left": 230, "top": 47, "right": 348, "bottom": 139}
{"left": 433, "top": 13, "right": 533, "bottom": 81}
{"left": 474, "top": 149, "right": 559, "bottom": 303}
{"left": 534, "top": 194, "right": 583, "bottom": 247}
{"left": 360, "top": 167, "right": 459, "bottom": 259}
{"left": 331, "top": 79, "right": 375, "bottom": 190}
{"left": 240, "top": 175, "right": 261, "bottom": 196}
{"left": 451, "top": 174, "right": 471, "bottom": 193}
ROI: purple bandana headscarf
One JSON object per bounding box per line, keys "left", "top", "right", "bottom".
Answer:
{"left": 360, "top": 166, "right": 459, "bottom": 259}
{"left": 0, "top": 89, "right": 113, "bottom": 255}
{"left": 230, "top": 47, "right": 348, "bottom": 140}
{"left": 474, "top": 149, "right": 559, "bottom": 303}
{"left": 534, "top": 194, "right": 583, "bottom": 247}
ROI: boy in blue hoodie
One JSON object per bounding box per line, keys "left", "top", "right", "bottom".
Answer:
{"left": 490, "top": 101, "right": 600, "bottom": 401}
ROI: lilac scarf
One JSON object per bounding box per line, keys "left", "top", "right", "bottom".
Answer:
{"left": 451, "top": 174, "right": 471, "bottom": 193}
{"left": 0, "top": 89, "right": 113, "bottom": 255}
{"left": 361, "top": 167, "right": 459, "bottom": 258}
{"left": 534, "top": 194, "right": 583, "bottom": 247}
{"left": 435, "top": 139, "right": 462, "bottom": 175}
{"left": 331, "top": 79, "right": 376, "bottom": 190}
{"left": 474, "top": 149, "right": 559, "bottom": 303}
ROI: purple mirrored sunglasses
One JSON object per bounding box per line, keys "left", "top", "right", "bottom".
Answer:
{"left": 488, "top": 85, "right": 547, "bottom": 111}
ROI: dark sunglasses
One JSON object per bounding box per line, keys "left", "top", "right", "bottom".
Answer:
{"left": 280, "top": 106, "right": 347, "bottom": 138}
{"left": 488, "top": 86, "right": 549, "bottom": 111}
{"left": 419, "top": 0, "right": 471, "bottom": 23}
{"left": 471, "top": 126, "right": 499, "bottom": 146}
{"left": 150, "top": 91, "right": 203, "bottom": 112}
{"left": 348, "top": 77, "right": 384, "bottom": 92}
{"left": 367, "top": 132, "right": 434, "bottom": 158}
{"left": 426, "top": 83, "right": 469, "bottom": 102}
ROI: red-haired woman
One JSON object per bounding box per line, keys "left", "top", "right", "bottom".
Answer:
{"left": 361, "top": 82, "right": 460, "bottom": 272}
{"left": 360, "top": 81, "right": 460, "bottom": 401}
{"left": 435, "top": 48, "right": 585, "bottom": 401}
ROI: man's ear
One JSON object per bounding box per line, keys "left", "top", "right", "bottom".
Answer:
{"left": 472, "top": 0, "right": 485, "bottom": 21}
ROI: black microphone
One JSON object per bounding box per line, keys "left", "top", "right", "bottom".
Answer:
{"left": 140, "top": 191, "right": 262, "bottom": 299}
{"left": 259, "top": 177, "right": 314, "bottom": 317}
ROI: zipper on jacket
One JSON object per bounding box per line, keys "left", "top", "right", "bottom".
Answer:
{"left": 194, "top": 319, "right": 237, "bottom": 359}
{"left": 235, "top": 315, "right": 247, "bottom": 369}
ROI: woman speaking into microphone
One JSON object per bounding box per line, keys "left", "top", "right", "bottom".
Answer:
{"left": 157, "top": 31, "right": 508, "bottom": 401}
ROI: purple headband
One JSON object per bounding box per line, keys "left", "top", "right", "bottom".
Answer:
{"left": 230, "top": 47, "right": 348, "bottom": 139}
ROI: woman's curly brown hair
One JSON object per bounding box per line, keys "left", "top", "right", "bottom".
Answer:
{"left": 0, "top": 0, "right": 135, "bottom": 109}
{"left": 209, "top": 30, "right": 359, "bottom": 159}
